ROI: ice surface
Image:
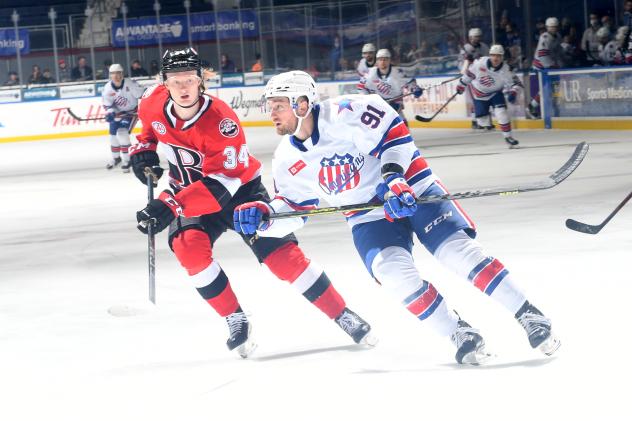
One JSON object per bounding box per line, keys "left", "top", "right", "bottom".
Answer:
{"left": 1, "top": 128, "right": 631, "bottom": 421}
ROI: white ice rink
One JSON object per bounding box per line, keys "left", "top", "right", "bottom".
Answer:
{"left": 1, "top": 127, "right": 631, "bottom": 421}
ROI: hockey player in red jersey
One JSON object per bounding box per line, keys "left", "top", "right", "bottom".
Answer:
{"left": 129, "top": 48, "right": 375, "bottom": 358}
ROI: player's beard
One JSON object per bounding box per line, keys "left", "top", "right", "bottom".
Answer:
{"left": 276, "top": 120, "right": 298, "bottom": 136}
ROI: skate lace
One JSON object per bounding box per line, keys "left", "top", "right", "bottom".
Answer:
{"left": 451, "top": 326, "right": 477, "bottom": 348}
{"left": 517, "top": 312, "right": 551, "bottom": 336}
{"left": 226, "top": 312, "right": 247, "bottom": 337}
{"left": 336, "top": 312, "right": 361, "bottom": 334}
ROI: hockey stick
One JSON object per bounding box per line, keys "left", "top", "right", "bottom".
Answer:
{"left": 268, "top": 142, "right": 589, "bottom": 220}
{"left": 565, "top": 190, "right": 632, "bottom": 234}
{"left": 145, "top": 167, "right": 158, "bottom": 304}
{"left": 415, "top": 92, "right": 459, "bottom": 123}
{"left": 65, "top": 107, "right": 137, "bottom": 122}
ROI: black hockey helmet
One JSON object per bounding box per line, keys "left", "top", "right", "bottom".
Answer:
{"left": 161, "top": 47, "right": 202, "bottom": 79}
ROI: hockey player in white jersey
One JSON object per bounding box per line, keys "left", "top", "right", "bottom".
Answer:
{"left": 357, "top": 43, "right": 377, "bottom": 77}
{"left": 456, "top": 45, "right": 520, "bottom": 148}
{"left": 102, "top": 63, "right": 145, "bottom": 172}
{"left": 459, "top": 28, "right": 490, "bottom": 129}
{"left": 528, "top": 17, "right": 562, "bottom": 118}
{"left": 358, "top": 49, "right": 423, "bottom": 126}
{"left": 233, "top": 70, "right": 561, "bottom": 364}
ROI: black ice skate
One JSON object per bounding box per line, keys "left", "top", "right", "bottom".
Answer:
{"left": 525, "top": 104, "right": 541, "bottom": 119}
{"left": 106, "top": 157, "right": 122, "bottom": 170}
{"left": 505, "top": 136, "right": 520, "bottom": 149}
{"left": 450, "top": 318, "right": 494, "bottom": 365}
{"left": 121, "top": 162, "right": 131, "bottom": 173}
{"left": 226, "top": 311, "right": 256, "bottom": 358}
{"left": 471, "top": 120, "right": 482, "bottom": 130}
{"left": 334, "top": 308, "right": 377, "bottom": 346}
{"left": 515, "top": 301, "right": 561, "bottom": 356}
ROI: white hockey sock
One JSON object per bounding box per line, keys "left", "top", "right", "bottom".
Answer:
{"left": 494, "top": 106, "right": 512, "bottom": 136}
{"left": 117, "top": 129, "right": 131, "bottom": 163}
{"left": 372, "top": 246, "right": 458, "bottom": 337}
{"left": 434, "top": 230, "right": 527, "bottom": 315}
{"left": 109, "top": 135, "right": 120, "bottom": 159}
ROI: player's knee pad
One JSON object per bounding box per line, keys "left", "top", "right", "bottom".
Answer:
{"left": 263, "top": 242, "right": 312, "bottom": 283}
{"left": 371, "top": 246, "right": 423, "bottom": 300}
{"left": 109, "top": 134, "right": 120, "bottom": 147}
{"left": 171, "top": 228, "right": 213, "bottom": 276}
{"left": 116, "top": 129, "right": 130, "bottom": 148}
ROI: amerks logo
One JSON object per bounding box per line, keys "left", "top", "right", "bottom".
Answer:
{"left": 219, "top": 118, "right": 239, "bottom": 138}
{"left": 152, "top": 121, "right": 167, "bottom": 135}
{"left": 318, "top": 153, "right": 364, "bottom": 195}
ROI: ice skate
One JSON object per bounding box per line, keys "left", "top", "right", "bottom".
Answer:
{"left": 121, "top": 162, "right": 131, "bottom": 173}
{"left": 504, "top": 136, "right": 520, "bottom": 149}
{"left": 515, "top": 301, "right": 561, "bottom": 356}
{"left": 106, "top": 157, "right": 122, "bottom": 170}
{"left": 450, "top": 318, "right": 494, "bottom": 365}
{"left": 226, "top": 311, "right": 257, "bottom": 358}
{"left": 525, "top": 104, "right": 540, "bottom": 119}
{"left": 471, "top": 120, "right": 482, "bottom": 130}
{"left": 335, "top": 307, "right": 377, "bottom": 346}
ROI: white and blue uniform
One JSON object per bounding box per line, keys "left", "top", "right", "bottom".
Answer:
{"left": 358, "top": 66, "right": 416, "bottom": 122}
{"left": 461, "top": 57, "right": 521, "bottom": 136}
{"left": 102, "top": 78, "right": 145, "bottom": 163}
{"left": 257, "top": 94, "right": 527, "bottom": 336}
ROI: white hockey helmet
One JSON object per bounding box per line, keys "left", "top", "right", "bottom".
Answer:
{"left": 489, "top": 44, "right": 505, "bottom": 55}
{"left": 109, "top": 63, "right": 124, "bottom": 73}
{"left": 362, "top": 43, "right": 377, "bottom": 53}
{"left": 468, "top": 28, "right": 483, "bottom": 38}
{"left": 376, "top": 49, "right": 391, "bottom": 59}
{"left": 545, "top": 17, "right": 559, "bottom": 27}
{"left": 616, "top": 26, "right": 630, "bottom": 42}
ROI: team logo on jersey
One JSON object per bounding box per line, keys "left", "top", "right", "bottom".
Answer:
{"left": 219, "top": 118, "right": 239, "bottom": 138}
{"left": 318, "top": 153, "right": 364, "bottom": 195}
{"left": 376, "top": 81, "right": 393, "bottom": 96}
{"left": 169, "top": 144, "right": 204, "bottom": 188}
{"left": 152, "top": 121, "right": 167, "bottom": 135}
{"left": 479, "top": 75, "right": 495, "bottom": 87}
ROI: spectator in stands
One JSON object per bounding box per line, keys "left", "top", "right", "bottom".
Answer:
{"left": 581, "top": 13, "right": 602, "bottom": 65}
{"left": 40, "top": 68, "right": 54, "bottom": 84}
{"left": 27, "top": 65, "right": 44, "bottom": 85}
{"left": 329, "top": 35, "right": 342, "bottom": 76}
{"left": 505, "top": 23, "right": 522, "bottom": 48}
{"left": 560, "top": 17, "right": 577, "bottom": 41}
{"left": 220, "top": 53, "right": 236, "bottom": 73}
{"left": 96, "top": 59, "right": 112, "bottom": 80}
{"left": 251, "top": 53, "right": 263, "bottom": 71}
{"left": 149, "top": 60, "right": 160, "bottom": 77}
{"left": 560, "top": 35, "right": 578, "bottom": 67}
{"left": 130, "top": 59, "right": 149, "bottom": 77}
{"left": 58, "top": 59, "right": 71, "bottom": 82}
{"left": 4, "top": 71, "right": 19, "bottom": 86}
{"left": 71, "top": 56, "right": 93, "bottom": 81}
{"left": 602, "top": 15, "right": 614, "bottom": 33}
{"left": 624, "top": 1, "right": 632, "bottom": 30}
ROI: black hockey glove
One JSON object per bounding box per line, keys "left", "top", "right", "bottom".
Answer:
{"left": 136, "top": 191, "right": 183, "bottom": 234}
{"left": 129, "top": 143, "right": 164, "bottom": 186}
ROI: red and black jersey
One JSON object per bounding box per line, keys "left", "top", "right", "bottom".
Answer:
{"left": 135, "top": 84, "right": 261, "bottom": 217}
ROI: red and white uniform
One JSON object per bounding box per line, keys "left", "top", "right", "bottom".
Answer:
{"left": 135, "top": 85, "right": 261, "bottom": 217}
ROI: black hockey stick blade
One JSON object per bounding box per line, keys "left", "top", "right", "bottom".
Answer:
{"left": 565, "top": 218, "right": 602, "bottom": 234}
{"left": 65, "top": 107, "right": 103, "bottom": 121}
{"left": 269, "top": 142, "right": 589, "bottom": 220}
{"left": 565, "top": 190, "right": 632, "bottom": 235}
{"left": 415, "top": 92, "right": 459, "bottom": 123}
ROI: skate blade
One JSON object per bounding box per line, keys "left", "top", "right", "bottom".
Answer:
{"left": 358, "top": 332, "right": 379, "bottom": 347}
{"left": 235, "top": 340, "right": 257, "bottom": 359}
{"left": 461, "top": 347, "right": 496, "bottom": 366}
{"left": 537, "top": 334, "right": 561, "bottom": 356}
{"left": 508, "top": 144, "right": 520, "bottom": 149}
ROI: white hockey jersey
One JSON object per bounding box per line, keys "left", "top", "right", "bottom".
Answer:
{"left": 356, "top": 57, "right": 375, "bottom": 77}
{"left": 102, "top": 78, "right": 145, "bottom": 116}
{"left": 461, "top": 57, "right": 520, "bottom": 100}
{"left": 358, "top": 65, "right": 414, "bottom": 106}
{"left": 533, "top": 31, "right": 561, "bottom": 69}
{"left": 458, "top": 42, "right": 490, "bottom": 69}
{"left": 258, "top": 94, "right": 437, "bottom": 238}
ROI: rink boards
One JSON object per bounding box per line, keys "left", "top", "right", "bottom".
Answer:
{"left": 1, "top": 66, "right": 631, "bottom": 143}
